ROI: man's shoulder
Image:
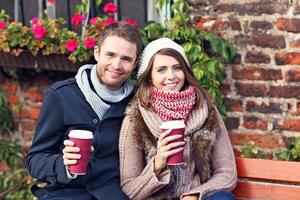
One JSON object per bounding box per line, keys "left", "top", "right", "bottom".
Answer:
{"left": 50, "top": 78, "right": 77, "bottom": 91}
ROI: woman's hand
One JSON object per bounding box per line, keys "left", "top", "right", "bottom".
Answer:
{"left": 62, "top": 140, "right": 94, "bottom": 168}
{"left": 182, "top": 195, "right": 199, "bottom": 200}
{"left": 154, "top": 129, "right": 185, "bottom": 175}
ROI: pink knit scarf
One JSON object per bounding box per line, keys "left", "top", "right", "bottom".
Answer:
{"left": 150, "top": 86, "right": 196, "bottom": 122}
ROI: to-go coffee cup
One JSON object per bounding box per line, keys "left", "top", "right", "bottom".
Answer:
{"left": 68, "top": 129, "right": 93, "bottom": 175}
{"left": 160, "top": 120, "right": 186, "bottom": 165}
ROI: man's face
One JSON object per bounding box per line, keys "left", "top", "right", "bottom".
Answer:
{"left": 94, "top": 35, "right": 137, "bottom": 90}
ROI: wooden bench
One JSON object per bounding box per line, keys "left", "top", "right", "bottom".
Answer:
{"left": 233, "top": 157, "right": 300, "bottom": 200}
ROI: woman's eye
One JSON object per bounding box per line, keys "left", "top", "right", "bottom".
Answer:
{"left": 157, "top": 68, "right": 166, "bottom": 73}
{"left": 174, "top": 65, "right": 181, "bottom": 71}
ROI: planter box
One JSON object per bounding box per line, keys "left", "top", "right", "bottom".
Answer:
{"left": 233, "top": 157, "right": 300, "bottom": 200}
{"left": 0, "top": 51, "right": 36, "bottom": 69}
{"left": 0, "top": 51, "right": 95, "bottom": 72}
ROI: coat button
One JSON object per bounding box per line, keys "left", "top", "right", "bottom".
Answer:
{"left": 92, "top": 119, "right": 98, "bottom": 124}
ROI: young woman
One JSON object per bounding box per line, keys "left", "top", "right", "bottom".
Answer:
{"left": 119, "top": 38, "right": 237, "bottom": 200}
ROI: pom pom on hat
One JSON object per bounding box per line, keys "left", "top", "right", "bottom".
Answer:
{"left": 137, "top": 38, "right": 189, "bottom": 79}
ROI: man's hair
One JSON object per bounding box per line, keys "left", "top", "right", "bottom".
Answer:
{"left": 98, "top": 22, "right": 143, "bottom": 57}
{"left": 135, "top": 48, "right": 213, "bottom": 109}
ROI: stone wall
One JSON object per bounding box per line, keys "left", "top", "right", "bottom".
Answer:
{"left": 190, "top": 0, "right": 300, "bottom": 150}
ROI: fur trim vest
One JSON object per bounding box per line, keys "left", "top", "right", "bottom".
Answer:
{"left": 126, "top": 99, "right": 220, "bottom": 185}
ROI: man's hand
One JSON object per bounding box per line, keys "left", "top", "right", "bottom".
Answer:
{"left": 62, "top": 140, "right": 94, "bottom": 167}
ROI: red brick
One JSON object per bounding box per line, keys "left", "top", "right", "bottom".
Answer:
{"left": 243, "top": 116, "right": 268, "bottom": 130}
{"left": 7, "top": 95, "right": 19, "bottom": 105}
{"left": 225, "top": 98, "right": 243, "bottom": 112}
{"left": 216, "top": 4, "right": 235, "bottom": 13}
{"left": 246, "top": 101, "right": 283, "bottom": 114}
{"left": 2, "top": 83, "right": 18, "bottom": 95}
{"left": 194, "top": 17, "right": 215, "bottom": 30}
{"left": 285, "top": 69, "right": 300, "bottom": 82}
{"left": 232, "top": 66, "right": 282, "bottom": 80}
{"left": 275, "top": 52, "right": 300, "bottom": 65}
{"left": 269, "top": 86, "right": 300, "bottom": 99}
{"left": 277, "top": 18, "right": 300, "bottom": 33}
{"left": 274, "top": 119, "right": 300, "bottom": 131}
{"left": 250, "top": 20, "right": 273, "bottom": 30}
{"left": 229, "top": 132, "right": 283, "bottom": 149}
{"left": 221, "top": 83, "right": 231, "bottom": 96}
{"left": 225, "top": 117, "right": 240, "bottom": 130}
{"left": 21, "top": 105, "right": 41, "bottom": 120}
{"left": 25, "top": 90, "right": 44, "bottom": 102}
{"left": 297, "top": 102, "right": 300, "bottom": 113}
{"left": 290, "top": 39, "right": 300, "bottom": 48}
{"left": 235, "top": 83, "right": 268, "bottom": 97}
{"left": 20, "top": 120, "right": 36, "bottom": 132}
{"left": 245, "top": 51, "right": 271, "bottom": 64}
{"left": 212, "top": 20, "right": 241, "bottom": 31}
{"left": 250, "top": 34, "right": 286, "bottom": 49}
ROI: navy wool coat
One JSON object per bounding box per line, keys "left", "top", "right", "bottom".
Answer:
{"left": 26, "top": 77, "right": 132, "bottom": 200}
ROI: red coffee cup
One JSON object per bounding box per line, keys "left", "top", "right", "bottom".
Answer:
{"left": 160, "top": 120, "right": 186, "bottom": 165}
{"left": 68, "top": 129, "right": 93, "bottom": 175}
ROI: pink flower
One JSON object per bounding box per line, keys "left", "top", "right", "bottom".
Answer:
{"left": 31, "top": 17, "right": 39, "bottom": 24}
{"left": 103, "top": 2, "right": 118, "bottom": 13}
{"left": 89, "top": 17, "right": 99, "bottom": 24}
{"left": 0, "top": 22, "right": 6, "bottom": 30}
{"left": 65, "top": 39, "right": 79, "bottom": 52}
{"left": 71, "top": 14, "right": 84, "bottom": 27}
{"left": 123, "top": 18, "right": 138, "bottom": 27}
{"left": 84, "top": 38, "right": 96, "bottom": 49}
{"left": 32, "top": 25, "right": 47, "bottom": 40}
{"left": 48, "top": 0, "right": 56, "bottom": 5}
{"left": 102, "top": 18, "right": 117, "bottom": 27}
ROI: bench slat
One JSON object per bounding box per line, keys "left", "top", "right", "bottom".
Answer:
{"left": 234, "top": 180, "right": 300, "bottom": 200}
{"left": 236, "top": 157, "right": 300, "bottom": 183}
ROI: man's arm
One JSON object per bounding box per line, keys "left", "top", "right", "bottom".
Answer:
{"left": 26, "top": 88, "right": 69, "bottom": 184}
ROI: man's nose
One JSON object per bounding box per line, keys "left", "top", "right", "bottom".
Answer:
{"left": 112, "top": 58, "right": 122, "bottom": 69}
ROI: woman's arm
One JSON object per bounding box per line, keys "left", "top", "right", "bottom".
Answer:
{"left": 182, "top": 107, "right": 237, "bottom": 199}
{"left": 119, "top": 116, "right": 171, "bottom": 200}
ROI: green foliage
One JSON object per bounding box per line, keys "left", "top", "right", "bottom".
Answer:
{"left": 0, "top": 89, "right": 12, "bottom": 135}
{"left": 0, "top": 141, "right": 36, "bottom": 200}
{"left": 273, "top": 137, "right": 300, "bottom": 161}
{"left": 240, "top": 137, "right": 300, "bottom": 162}
{"left": 141, "top": 0, "right": 236, "bottom": 116}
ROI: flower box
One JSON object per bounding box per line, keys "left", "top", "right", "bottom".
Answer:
{"left": 0, "top": 51, "right": 36, "bottom": 69}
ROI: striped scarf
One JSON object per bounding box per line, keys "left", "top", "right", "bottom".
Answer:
{"left": 150, "top": 86, "right": 196, "bottom": 122}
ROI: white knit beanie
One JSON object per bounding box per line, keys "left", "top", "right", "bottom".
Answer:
{"left": 137, "top": 38, "right": 190, "bottom": 79}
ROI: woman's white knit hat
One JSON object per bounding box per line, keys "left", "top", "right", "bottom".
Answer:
{"left": 137, "top": 38, "right": 190, "bottom": 79}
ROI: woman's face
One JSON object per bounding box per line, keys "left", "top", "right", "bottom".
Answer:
{"left": 151, "top": 54, "right": 185, "bottom": 92}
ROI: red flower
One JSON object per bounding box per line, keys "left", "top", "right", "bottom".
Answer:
{"left": 84, "top": 38, "right": 96, "bottom": 49}
{"left": 103, "top": 2, "right": 118, "bottom": 13}
{"left": 66, "top": 39, "right": 79, "bottom": 52}
{"left": 89, "top": 17, "right": 99, "bottom": 24}
{"left": 0, "top": 22, "right": 6, "bottom": 31}
{"left": 31, "top": 17, "right": 39, "bottom": 24}
{"left": 71, "top": 14, "right": 84, "bottom": 27}
{"left": 48, "top": 0, "right": 56, "bottom": 5}
{"left": 32, "top": 25, "right": 47, "bottom": 40}
{"left": 102, "top": 18, "right": 117, "bottom": 27}
{"left": 123, "top": 18, "right": 138, "bottom": 27}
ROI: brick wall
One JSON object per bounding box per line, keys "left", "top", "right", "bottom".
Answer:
{"left": 0, "top": 70, "right": 74, "bottom": 150}
{"left": 190, "top": 0, "right": 300, "bottom": 150}
{"left": 1, "top": 0, "right": 300, "bottom": 152}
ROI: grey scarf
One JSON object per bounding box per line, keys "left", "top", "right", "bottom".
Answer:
{"left": 75, "top": 64, "right": 134, "bottom": 120}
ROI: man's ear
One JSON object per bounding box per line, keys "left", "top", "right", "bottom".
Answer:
{"left": 94, "top": 45, "right": 100, "bottom": 62}
{"left": 133, "top": 56, "right": 140, "bottom": 70}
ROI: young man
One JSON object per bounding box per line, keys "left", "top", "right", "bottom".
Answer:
{"left": 26, "top": 22, "right": 143, "bottom": 200}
